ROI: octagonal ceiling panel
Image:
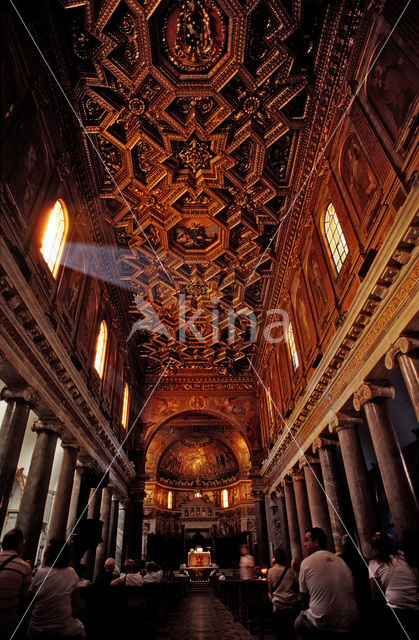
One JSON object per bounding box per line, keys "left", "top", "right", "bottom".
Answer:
{"left": 53, "top": 0, "right": 348, "bottom": 375}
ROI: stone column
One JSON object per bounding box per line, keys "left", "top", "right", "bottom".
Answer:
{"left": 386, "top": 336, "right": 419, "bottom": 423}
{"left": 251, "top": 484, "right": 270, "bottom": 568}
{"left": 0, "top": 385, "right": 35, "bottom": 531}
{"left": 292, "top": 470, "right": 312, "bottom": 552}
{"left": 115, "top": 500, "right": 126, "bottom": 570}
{"left": 47, "top": 437, "right": 79, "bottom": 540}
{"left": 312, "top": 437, "right": 346, "bottom": 553}
{"left": 276, "top": 487, "right": 291, "bottom": 559}
{"left": 16, "top": 418, "right": 62, "bottom": 562}
{"left": 301, "top": 457, "right": 334, "bottom": 551}
{"left": 106, "top": 493, "right": 120, "bottom": 559}
{"left": 66, "top": 466, "right": 83, "bottom": 538}
{"left": 283, "top": 478, "right": 302, "bottom": 559}
{"left": 330, "top": 413, "right": 379, "bottom": 557}
{"left": 124, "top": 483, "right": 146, "bottom": 560}
{"left": 82, "top": 486, "right": 103, "bottom": 577}
{"left": 93, "top": 486, "right": 113, "bottom": 580}
{"left": 354, "top": 383, "right": 419, "bottom": 536}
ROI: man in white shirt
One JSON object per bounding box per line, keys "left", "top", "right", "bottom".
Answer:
{"left": 239, "top": 544, "right": 255, "bottom": 580}
{"left": 294, "top": 528, "right": 359, "bottom": 638}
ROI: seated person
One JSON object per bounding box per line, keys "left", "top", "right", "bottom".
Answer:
{"left": 143, "top": 561, "right": 163, "bottom": 583}
{"left": 111, "top": 559, "right": 144, "bottom": 586}
{"left": 28, "top": 539, "right": 85, "bottom": 639}
{"left": 94, "top": 557, "right": 119, "bottom": 587}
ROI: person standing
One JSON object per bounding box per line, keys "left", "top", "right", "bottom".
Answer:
{"left": 239, "top": 544, "right": 255, "bottom": 580}
{"left": 0, "top": 529, "right": 32, "bottom": 639}
{"left": 294, "top": 527, "right": 359, "bottom": 638}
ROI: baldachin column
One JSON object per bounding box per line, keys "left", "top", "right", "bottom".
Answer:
{"left": 0, "top": 385, "right": 35, "bottom": 531}
{"left": 353, "top": 383, "right": 419, "bottom": 536}
{"left": 106, "top": 492, "right": 120, "bottom": 559}
{"left": 330, "top": 412, "right": 379, "bottom": 557}
{"left": 93, "top": 486, "right": 113, "bottom": 580}
{"left": 312, "top": 437, "right": 346, "bottom": 553}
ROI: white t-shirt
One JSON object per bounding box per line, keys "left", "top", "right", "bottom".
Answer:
{"left": 239, "top": 554, "right": 255, "bottom": 580}
{"left": 368, "top": 557, "right": 396, "bottom": 591}
{"left": 385, "top": 555, "right": 419, "bottom": 611}
{"left": 122, "top": 573, "right": 144, "bottom": 586}
{"left": 29, "top": 567, "right": 80, "bottom": 633}
{"left": 299, "top": 550, "right": 359, "bottom": 632}
{"left": 143, "top": 570, "right": 163, "bottom": 583}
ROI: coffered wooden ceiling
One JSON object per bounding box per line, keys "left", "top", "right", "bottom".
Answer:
{"left": 46, "top": 0, "right": 362, "bottom": 379}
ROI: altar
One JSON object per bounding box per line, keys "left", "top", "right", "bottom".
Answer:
{"left": 182, "top": 549, "right": 217, "bottom": 582}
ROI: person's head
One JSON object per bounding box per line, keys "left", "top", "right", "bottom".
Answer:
{"left": 104, "top": 557, "right": 115, "bottom": 572}
{"left": 44, "top": 539, "right": 70, "bottom": 568}
{"left": 370, "top": 531, "right": 398, "bottom": 564}
{"left": 304, "top": 528, "right": 327, "bottom": 555}
{"left": 147, "top": 561, "right": 160, "bottom": 573}
{"left": 240, "top": 544, "right": 249, "bottom": 555}
{"left": 1, "top": 528, "right": 24, "bottom": 553}
{"left": 124, "top": 559, "right": 137, "bottom": 574}
{"left": 274, "top": 548, "right": 287, "bottom": 566}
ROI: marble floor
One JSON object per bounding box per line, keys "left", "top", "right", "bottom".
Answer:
{"left": 154, "top": 591, "right": 255, "bottom": 640}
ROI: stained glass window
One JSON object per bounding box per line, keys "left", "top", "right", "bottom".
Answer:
{"left": 288, "top": 321, "right": 299, "bottom": 371}
{"left": 325, "top": 202, "right": 348, "bottom": 273}
{"left": 221, "top": 489, "right": 229, "bottom": 508}
{"left": 121, "top": 383, "right": 129, "bottom": 430}
{"left": 41, "top": 199, "right": 68, "bottom": 277}
{"left": 93, "top": 320, "right": 107, "bottom": 378}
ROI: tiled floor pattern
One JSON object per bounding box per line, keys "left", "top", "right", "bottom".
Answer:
{"left": 154, "top": 591, "right": 254, "bottom": 640}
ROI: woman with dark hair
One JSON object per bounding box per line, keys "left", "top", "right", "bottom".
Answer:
{"left": 368, "top": 531, "right": 399, "bottom": 601}
{"left": 28, "top": 539, "right": 85, "bottom": 639}
{"left": 385, "top": 531, "right": 419, "bottom": 640}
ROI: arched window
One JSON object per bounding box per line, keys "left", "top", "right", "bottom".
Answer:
{"left": 41, "top": 199, "right": 68, "bottom": 278}
{"left": 93, "top": 320, "right": 107, "bottom": 378}
{"left": 324, "top": 202, "right": 348, "bottom": 274}
{"left": 121, "top": 383, "right": 129, "bottom": 430}
{"left": 287, "top": 321, "right": 299, "bottom": 371}
{"left": 168, "top": 491, "right": 173, "bottom": 510}
{"left": 221, "top": 489, "right": 229, "bottom": 509}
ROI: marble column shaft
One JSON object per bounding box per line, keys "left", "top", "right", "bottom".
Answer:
{"left": 331, "top": 416, "right": 378, "bottom": 557}
{"left": 302, "top": 461, "right": 334, "bottom": 552}
{"left": 93, "top": 487, "right": 113, "bottom": 580}
{"left": 276, "top": 488, "right": 291, "bottom": 560}
{"left": 106, "top": 495, "right": 120, "bottom": 559}
{"left": 16, "top": 420, "right": 60, "bottom": 562}
{"left": 283, "top": 480, "right": 302, "bottom": 559}
{"left": 386, "top": 337, "right": 419, "bottom": 423}
{"left": 0, "top": 386, "right": 34, "bottom": 532}
{"left": 47, "top": 440, "right": 79, "bottom": 540}
{"left": 252, "top": 491, "right": 270, "bottom": 568}
{"left": 313, "top": 439, "right": 346, "bottom": 553}
{"left": 66, "top": 467, "right": 83, "bottom": 538}
{"left": 292, "top": 472, "right": 312, "bottom": 552}
{"left": 82, "top": 486, "right": 103, "bottom": 577}
{"left": 354, "top": 384, "right": 419, "bottom": 536}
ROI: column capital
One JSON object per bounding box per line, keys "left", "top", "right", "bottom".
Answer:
{"left": 299, "top": 455, "right": 319, "bottom": 468}
{"left": 32, "top": 417, "right": 63, "bottom": 436}
{"left": 251, "top": 489, "right": 265, "bottom": 502}
{"left": 1, "top": 385, "right": 36, "bottom": 407}
{"left": 61, "top": 436, "right": 79, "bottom": 450}
{"left": 290, "top": 469, "right": 305, "bottom": 481}
{"left": 385, "top": 336, "right": 419, "bottom": 369}
{"left": 312, "top": 437, "right": 336, "bottom": 454}
{"left": 329, "top": 412, "right": 363, "bottom": 434}
{"left": 275, "top": 486, "right": 285, "bottom": 498}
{"left": 269, "top": 491, "right": 278, "bottom": 507}
{"left": 353, "top": 382, "right": 395, "bottom": 411}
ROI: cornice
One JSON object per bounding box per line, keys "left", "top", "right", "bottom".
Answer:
{"left": 0, "top": 238, "right": 135, "bottom": 493}
{"left": 261, "top": 185, "right": 419, "bottom": 487}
